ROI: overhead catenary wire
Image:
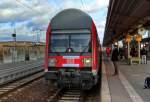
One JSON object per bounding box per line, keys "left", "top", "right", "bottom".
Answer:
{"left": 46, "top": 0, "right": 62, "bottom": 10}
{"left": 46, "top": 0, "right": 63, "bottom": 21}
{"left": 81, "top": 0, "right": 86, "bottom": 10}
{"left": 15, "top": 0, "right": 41, "bottom": 14}
{"left": 83, "top": 0, "right": 88, "bottom": 10}
{"left": 14, "top": 0, "right": 48, "bottom": 30}
{"left": 80, "top": 0, "right": 88, "bottom": 13}
{"left": 14, "top": 0, "right": 62, "bottom": 31}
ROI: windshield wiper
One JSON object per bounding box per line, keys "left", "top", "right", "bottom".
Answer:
{"left": 80, "top": 46, "right": 89, "bottom": 56}
{"left": 80, "top": 41, "right": 91, "bottom": 56}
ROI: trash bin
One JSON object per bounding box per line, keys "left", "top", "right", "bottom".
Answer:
{"left": 25, "top": 53, "right": 29, "bottom": 61}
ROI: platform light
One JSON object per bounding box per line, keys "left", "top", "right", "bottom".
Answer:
{"left": 125, "top": 34, "right": 131, "bottom": 43}
{"left": 141, "top": 44, "right": 144, "bottom": 48}
{"left": 135, "top": 34, "right": 142, "bottom": 42}
{"left": 114, "top": 42, "right": 118, "bottom": 45}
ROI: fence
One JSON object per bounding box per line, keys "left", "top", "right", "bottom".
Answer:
{"left": 0, "top": 45, "right": 45, "bottom": 64}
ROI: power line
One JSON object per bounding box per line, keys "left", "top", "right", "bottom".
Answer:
{"left": 45, "top": 0, "right": 59, "bottom": 20}
{"left": 83, "top": 0, "right": 88, "bottom": 10}
{"left": 46, "top": 0, "right": 63, "bottom": 21}
{"left": 81, "top": 0, "right": 85, "bottom": 10}
{"left": 44, "top": 0, "right": 53, "bottom": 10}
{"left": 14, "top": 0, "right": 63, "bottom": 30}
{"left": 15, "top": 0, "right": 41, "bottom": 14}
{"left": 80, "top": 0, "right": 88, "bottom": 13}
{"left": 15, "top": 0, "right": 51, "bottom": 30}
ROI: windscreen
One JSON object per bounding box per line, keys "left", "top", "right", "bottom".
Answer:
{"left": 50, "top": 34, "right": 91, "bottom": 53}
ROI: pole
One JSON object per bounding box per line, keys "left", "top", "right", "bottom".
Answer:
{"left": 148, "top": 30, "right": 150, "bottom": 37}
{"left": 138, "top": 41, "right": 140, "bottom": 58}
{"left": 128, "top": 42, "right": 130, "bottom": 59}
{"left": 13, "top": 37, "right": 16, "bottom": 63}
{"left": 12, "top": 33, "right": 16, "bottom": 63}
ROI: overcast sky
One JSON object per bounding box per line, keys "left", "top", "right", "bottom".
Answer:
{"left": 0, "top": 0, "right": 109, "bottom": 43}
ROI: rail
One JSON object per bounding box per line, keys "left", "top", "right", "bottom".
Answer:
{"left": 0, "top": 60, "right": 43, "bottom": 85}
{"left": 48, "top": 88, "right": 85, "bottom": 102}
{"left": 0, "top": 71, "right": 44, "bottom": 98}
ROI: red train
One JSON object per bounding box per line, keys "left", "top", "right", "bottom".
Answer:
{"left": 44, "top": 9, "right": 102, "bottom": 89}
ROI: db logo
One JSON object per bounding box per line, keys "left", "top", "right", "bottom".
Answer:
{"left": 67, "top": 59, "right": 74, "bottom": 64}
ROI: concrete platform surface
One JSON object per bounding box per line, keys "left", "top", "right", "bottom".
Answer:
{"left": 102, "top": 55, "right": 150, "bottom": 102}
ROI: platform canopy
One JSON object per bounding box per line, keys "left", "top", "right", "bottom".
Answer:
{"left": 103, "top": 0, "right": 150, "bottom": 46}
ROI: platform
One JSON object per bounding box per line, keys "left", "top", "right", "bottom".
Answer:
{"left": 101, "top": 55, "right": 150, "bottom": 102}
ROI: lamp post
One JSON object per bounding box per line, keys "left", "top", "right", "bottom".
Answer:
{"left": 135, "top": 34, "right": 142, "bottom": 58}
{"left": 125, "top": 34, "right": 131, "bottom": 59}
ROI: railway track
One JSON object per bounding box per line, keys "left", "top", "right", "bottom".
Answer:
{"left": 0, "top": 70, "right": 44, "bottom": 99}
{"left": 0, "top": 60, "right": 43, "bottom": 85}
{"left": 48, "top": 88, "right": 86, "bottom": 102}
{"left": 47, "top": 86, "right": 100, "bottom": 102}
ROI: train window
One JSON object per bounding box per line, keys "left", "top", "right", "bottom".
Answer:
{"left": 50, "top": 34, "right": 91, "bottom": 53}
{"left": 51, "top": 35, "right": 69, "bottom": 52}
{"left": 70, "top": 34, "right": 91, "bottom": 52}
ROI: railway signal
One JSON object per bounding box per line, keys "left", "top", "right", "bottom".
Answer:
{"left": 12, "top": 31, "right": 16, "bottom": 63}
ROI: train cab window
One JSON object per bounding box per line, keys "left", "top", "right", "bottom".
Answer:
{"left": 51, "top": 35, "right": 69, "bottom": 52}
{"left": 70, "top": 34, "right": 91, "bottom": 52}
{"left": 50, "top": 33, "right": 91, "bottom": 53}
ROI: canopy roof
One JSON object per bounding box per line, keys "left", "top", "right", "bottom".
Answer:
{"left": 103, "top": 0, "right": 150, "bottom": 46}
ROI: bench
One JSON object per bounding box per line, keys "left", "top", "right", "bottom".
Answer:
{"left": 129, "top": 57, "right": 141, "bottom": 65}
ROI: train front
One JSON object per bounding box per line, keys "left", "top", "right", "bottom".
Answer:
{"left": 44, "top": 9, "right": 100, "bottom": 89}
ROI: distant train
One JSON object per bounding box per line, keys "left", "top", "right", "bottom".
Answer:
{"left": 44, "top": 9, "right": 102, "bottom": 89}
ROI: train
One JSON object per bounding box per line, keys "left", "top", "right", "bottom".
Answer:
{"left": 44, "top": 9, "right": 102, "bottom": 89}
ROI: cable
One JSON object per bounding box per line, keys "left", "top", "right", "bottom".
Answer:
{"left": 80, "top": 0, "right": 88, "bottom": 13}
{"left": 81, "top": 0, "right": 85, "bottom": 10}
{"left": 83, "top": 0, "right": 88, "bottom": 10}
{"left": 44, "top": 0, "right": 53, "bottom": 10}
{"left": 15, "top": 0, "right": 51, "bottom": 30}
{"left": 15, "top": 0, "right": 41, "bottom": 14}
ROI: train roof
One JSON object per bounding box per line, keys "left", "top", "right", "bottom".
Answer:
{"left": 51, "top": 9, "right": 93, "bottom": 30}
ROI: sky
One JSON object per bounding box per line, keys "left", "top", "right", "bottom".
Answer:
{"left": 0, "top": 0, "right": 109, "bottom": 44}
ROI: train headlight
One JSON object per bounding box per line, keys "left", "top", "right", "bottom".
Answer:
{"left": 83, "top": 58, "right": 92, "bottom": 67}
{"left": 49, "top": 58, "right": 57, "bottom": 67}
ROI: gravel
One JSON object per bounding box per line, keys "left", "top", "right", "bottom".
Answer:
{"left": 1, "top": 78, "right": 101, "bottom": 102}
{"left": 1, "top": 78, "right": 54, "bottom": 102}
